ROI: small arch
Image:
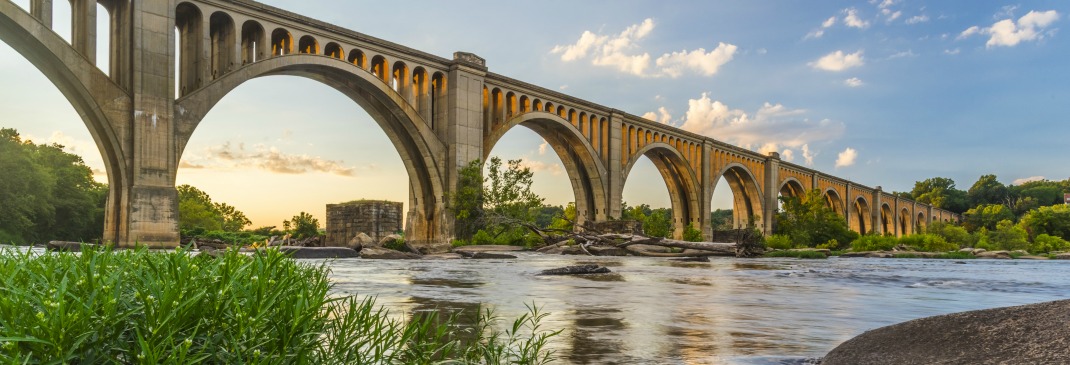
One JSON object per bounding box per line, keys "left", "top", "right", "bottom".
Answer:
{"left": 519, "top": 95, "right": 531, "bottom": 113}
{"left": 556, "top": 105, "right": 566, "bottom": 118}
{"left": 881, "top": 203, "right": 893, "bottom": 235}
{"left": 852, "top": 196, "right": 870, "bottom": 234}
{"left": 431, "top": 72, "right": 446, "bottom": 130}
{"left": 824, "top": 189, "right": 845, "bottom": 216}
{"left": 175, "top": 2, "right": 203, "bottom": 96}
{"left": 411, "top": 66, "right": 429, "bottom": 121}
{"left": 240, "top": 20, "right": 266, "bottom": 64}
{"left": 270, "top": 28, "right": 292, "bottom": 56}
{"left": 390, "top": 60, "right": 408, "bottom": 95}
{"left": 505, "top": 92, "right": 517, "bottom": 117}
{"left": 578, "top": 112, "right": 588, "bottom": 138}
{"left": 209, "top": 11, "right": 235, "bottom": 79}
{"left": 568, "top": 109, "right": 577, "bottom": 126}
{"left": 491, "top": 88, "right": 504, "bottom": 126}
{"left": 298, "top": 35, "right": 318, "bottom": 54}
{"left": 348, "top": 49, "right": 366, "bottom": 68}
{"left": 323, "top": 42, "right": 343, "bottom": 60}
{"left": 370, "top": 55, "right": 388, "bottom": 83}
{"left": 544, "top": 102, "right": 554, "bottom": 112}
{"left": 532, "top": 99, "right": 542, "bottom": 111}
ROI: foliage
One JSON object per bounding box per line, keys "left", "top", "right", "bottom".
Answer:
{"left": 382, "top": 236, "right": 407, "bottom": 252}
{"left": 967, "top": 174, "right": 1009, "bottom": 207}
{"left": 765, "top": 234, "right": 795, "bottom": 250}
{"left": 976, "top": 219, "right": 1029, "bottom": 252}
{"left": 1029, "top": 234, "right": 1070, "bottom": 254}
{"left": 850, "top": 235, "right": 899, "bottom": 252}
{"left": 0, "top": 246, "right": 559, "bottom": 364}
{"left": 682, "top": 223, "right": 704, "bottom": 242}
{"left": 962, "top": 204, "right": 1015, "bottom": 232}
{"left": 1018, "top": 204, "right": 1070, "bottom": 241}
{"left": 533, "top": 205, "right": 564, "bottom": 229}
{"left": 0, "top": 128, "right": 106, "bottom": 244}
{"left": 177, "top": 185, "right": 251, "bottom": 233}
{"left": 897, "top": 234, "right": 958, "bottom": 252}
{"left": 547, "top": 203, "right": 576, "bottom": 232}
{"left": 283, "top": 212, "right": 320, "bottom": 239}
{"left": 709, "top": 209, "right": 734, "bottom": 230}
{"left": 450, "top": 159, "right": 484, "bottom": 240}
{"left": 484, "top": 157, "right": 544, "bottom": 225}
{"left": 763, "top": 250, "right": 827, "bottom": 259}
{"left": 621, "top": 203, "right": 674, "bottom": 238}
{"left": 909, "top": 177, "right": 969, "bottom": 214}
{"left": 775, "top": 189, "right": 858, "bottom": 249}
{"left": 925, "top": 222, "right": 976, "bottom": 248}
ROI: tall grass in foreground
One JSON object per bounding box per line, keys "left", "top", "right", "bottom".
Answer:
{"left": 0, "top": 246, "right": 559, "bottom": 364}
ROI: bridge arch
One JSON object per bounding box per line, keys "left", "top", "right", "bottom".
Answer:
{"left": 823, "top": 188, "right": 845, "bottom": 217}
{"left": 484, "top": 111, "right": 608, "bottom": 225}
{"left": 174, "top": 54, "right": 448, "bottom": 245}
{"left": 851, "top": 196, "right": 870, "bottom": 234}
{"left": 779, "top": 178, "right": 806, "bottom": 201}
{"left": 899, "top": 207, "right": 911, "bottom": 236}
{"left": 712, "top": 163, "right": 765, "bottom": 229}
{"left": 624, "top": 142, "right": 702, "bottom": 237}
{"left": 916, "top": 211, "right": 927, "bottom": 233}
{"left": 880, "top": 203, "right": 893, "bottom": 235}
{"left": 0, "top": 0, "right": 131, "bottom": 243}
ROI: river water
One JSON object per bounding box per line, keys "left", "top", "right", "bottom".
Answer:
{"left": 319, "top": 254, "right": 1070, "bottom": 364}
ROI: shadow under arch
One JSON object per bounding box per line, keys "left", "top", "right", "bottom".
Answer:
{"left": 483, "top": 111, "right": 608, "bottom": 224}
{"left": 623, "top": 142, "right": 701, "bottom": 237}
{"left": 851, "top": 196, "right": 870, "bottom": 234}
{"left": 880, "top": 203, "right": 893, "bottom": 235}
{"left": 779, "top": 178, "right": 806, "bottom": 199}
{"left": 823, "top": 188, "right": 846, "bottom": 217}
{"left": 712, "top": 163, "right": 765, "bottom": 229}
{"left": 0, "top": 2, "right": 130, "bottom": 243}
{"left": 174, "top": 54, "right": 448, "bottom": 245}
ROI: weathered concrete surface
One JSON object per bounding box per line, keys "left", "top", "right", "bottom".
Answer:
{"left": 326, "top": 201, "right": 403, "bottom": 246}
{"left": 823, "top": 299, "right": 1070, "bottom": 365}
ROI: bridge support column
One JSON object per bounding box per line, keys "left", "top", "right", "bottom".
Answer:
{"left": 70, "top": 0, "right": 95, "bottom": 63}
{"left": 606, "top": 113, "right": 625, "bottom": 220}
{"left": 438, "top": 52, "right": 487, "bottom": 248}
{"left": 871, "top": 188, "right": 883, "bottom": 235}
{"left": 762, "top": 152, "right": 780, "bottom": 235}
{"left": 30, "top": 0, "right": 51, "bottom": 28}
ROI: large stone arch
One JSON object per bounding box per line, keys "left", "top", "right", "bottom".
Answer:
{"left": 779, "top": 178, "right": 806, "bottom": 200}
{"left": 851, "top": 196, "right": 870, "bottom": 234}
{"left": 880, "top": 203, "right": 893, "bottom": 235}
{"left": 899, "top": 207, "right": 912, "bottom": 236}
{"left": 0, "top": 1, "right": 131, "bottom": 243}
{"left": 823, "top": 188, "right": 846, "bottom": 217}
{"left": 484, "top": 111, "right": 609, "bottom": 224}
{"left": 623, "top": 142, "right": 702, "bottom": 237}
{"left": 173, "top": 54, "right": 448, "bottom": 246}
{"left": 712, "top": 163, "right": 765, "bottom": 229}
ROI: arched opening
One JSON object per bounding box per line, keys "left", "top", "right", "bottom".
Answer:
{"left": 544, "top": 102, "right": 554, "bottom": 113}
{"left": 175, "top": 2, "right": 202, "bottom": 97}
{"left": 899, "top": 208, "right": 910, "bottom": 236}
{"left": 532, "top": 99, "right": 542, "bottom": 111}
{"left": 209, "top": 11, "right": 235, "bottom": 79}
{"left": 390, "top": 61, "right": 408, "bottom": 96}
{"left": 430, "top": 72, "right": 446, "bottom": 130}
{"left": 519, "top": 95, "right": 530, "bottom": 113}
{"left": 270, "top": 28, "right": 292, "bottom": 56}
{"left": 347, "top": 49, "right": 365, "bottom": 69}
{"left": 712, "top": 165, "right": 763, "bottom": 231}
{"left": 411, "top": 67, "right": 428, "bottom": 122}
{"left": 297, "top": 35, "right": 318, "bottom": 54}
{"left": 852, "top": 197, "right": 869, "bottom": 234}
{"left": 323, "top": 42, "right": 343, "bottom": 60}
{"left": 916, "top": 212, "right": 926, "bottom": 233}
{"left": 623, "top": 144, "right": 701, "bottom": 239}
{"left": 505, "top": 92, "right": 517, "bottom": 118}
{"left": 777, "top": 178, "right": 805, "bottom": 214}
{"left": 489, "top": 88, "right": 504, "bottom": 126}
{"left": 880, "top": 203, "right": 893, "bottom": 235}
{"left": 823, "top": 189, "right": 845, "bottom": 217}
{"left": 370, "top": 55, "right": 387, "bottom": 83}
{"left": 240, "top": 20, "right": 265, "bottom": 64}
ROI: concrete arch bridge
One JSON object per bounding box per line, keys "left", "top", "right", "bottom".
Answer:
{"left": 0, "top": 0, "right": 959, "bottom": 249}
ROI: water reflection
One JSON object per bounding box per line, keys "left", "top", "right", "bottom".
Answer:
{"left": 566, "top": 308, "right": 628, "bottom": 363}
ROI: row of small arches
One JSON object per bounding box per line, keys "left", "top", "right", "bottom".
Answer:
{"left": 483, "top": 86, "right": 612, "bottom": 159}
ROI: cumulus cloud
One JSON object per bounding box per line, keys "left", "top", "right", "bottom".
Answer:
{"left": 810, "top": 50, "right": 865, "bottom": 71}
{"left": 806, "top": 16, "right": 838, "bottom": 39}
{"left": 844, "top": 77, "right": 864, "bottom": 87}
{"left": 958, "top": 10, "right": 1060, "bottom": 48}
{"left": 641, "top": 107, "right": 673, "bottom": 124}
{"left": 835, "top": 147, "right": 858, "bottom": 168}
{"left": 538, "top": 142, "right": 549, "bottom": 156}
{"left": 1013, "top": 176, "right": 1045, "bottom": 185}
{"left": 183, "top": 142, "right": 355, "bottom": 176}
{"left": 552, "top": 19, "right": 737, "bottom": 78}
{"left": 781, "top": 149, "right": 795, "bottom": 162}
{"left": 518, "top": 159, "right": 565, "bottom": 176}
{"left": 844, "top": 8, "right": 870, "bottom": 28}
{"left": 677, "top": 93, "right": 844, "bottom": 167}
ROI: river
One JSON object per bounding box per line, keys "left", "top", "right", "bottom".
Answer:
{"left": 320, "top": 254, "right": 1070, "bottom": 364}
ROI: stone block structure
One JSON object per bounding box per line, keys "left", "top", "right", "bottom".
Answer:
{"left": 325, "top": 200, "right": 403, "bottom": 246}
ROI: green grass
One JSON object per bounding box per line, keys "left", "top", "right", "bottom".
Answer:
{"left": 763, "top": 250, "right": 828, "bottom": 259}
{"left": 0, "top": 246, "right": 559, "bottom": 364}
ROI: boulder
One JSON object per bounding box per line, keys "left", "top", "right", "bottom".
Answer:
{"left": 537, "top": 264, "right": 611, "bottom": 276}
{"left": 422, "top": 253, "right": 464, "bottom": 260}
{"left": 1054, "top": 253, "right": 1070, "bottom": 260}
{"left": 278, "top": 246, "right": 359, "bottom": 259}
{"left": 1017, "top": 255, "right": 1050, "bottom": 260}
{"left": 839, "top": 251, "right": 892, "bottom": 258}
{"left": 536, "top": 245, "right": 566, "bottom": 255}
{"left": 47, "top": 241, "right": 96, "bottom": 252}
{"left": 468, "top": 252, "right": 518, "bottom": 259}
{"left": 671, "top": 256, "right": 711, "bottom": 262}
{"left": 627, "top": 244, "right": 671, "bottom": 253}
{"left": 347, "top": 233, "right": 375, "bottom": 250}
{"left": 587, "top": 246, "right": 629, "bottom": 256}
{"left": 453, "top": 245, "right": 526, "bottom": 254}
{"left": 359, "top": 247, "right": 420, "bottom": 260}
{"left": 975, "top": 250, "right": 1012, "bottom": 259}
{"left": 823, "top": 299, "right": 1070, "bottom": 365}
{"left": 378, "top": 234, "right": 403, "bottom": 248}
{"left": 958, "top": 247, "right": 975, "bottom": 253}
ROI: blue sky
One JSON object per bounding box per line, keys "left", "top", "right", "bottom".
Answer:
{"left": 1, "top": 0, "right": 1067, "bottom": 228}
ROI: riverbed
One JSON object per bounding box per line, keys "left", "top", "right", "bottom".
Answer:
{"left": 319, "top": 254, "right": 1070, "bottom": 364}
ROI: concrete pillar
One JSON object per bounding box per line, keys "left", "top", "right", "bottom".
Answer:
{"left": 30, "top": 0, "right": 52, "bottom": 28}
{"left": 871, "top": 188, "right": 881, "bottom": 235}
{"left": 698, "top": 140, "right": 713, "bottom": 240}
{"left": 607, "top": 113, "right": 625, "bottom": 220}
{"left": 846, "top": 182, "right": 855, "bottom": 233}
{"left": 762, "top": 152, "right": 780, "bottom": 234}
{"left": 70, "top": 0, "right": 96, "bottom": 64}
{"left": 443, "top": 52, "right": 487, "bottom": 241}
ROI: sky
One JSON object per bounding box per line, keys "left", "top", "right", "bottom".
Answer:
{"left": 1, "top": 0, "right": 1068, "bottom": 229}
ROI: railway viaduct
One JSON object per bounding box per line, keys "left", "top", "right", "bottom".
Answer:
{"left": 0, "top": 0, "right": 960, "bottom": 249}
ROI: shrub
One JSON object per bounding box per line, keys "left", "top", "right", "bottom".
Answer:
{"left": 764, "top": 250, "right": 827, "bottom": 259}
{"left": 0, "top": 246, "right": 559, "bottom": 364}
{"left": 682, "top": 223, "right": 704, "bottom": 242}
{"left": 850, "top": 235, "right": 898, "bottom": 252}
{"left": 765, "top": 234, "right": 794, "bottom": 250}
{"left": 1030, "top": 234, "right": 1070, "bottom": 254}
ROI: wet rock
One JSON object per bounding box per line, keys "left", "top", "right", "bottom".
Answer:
{"left": 588, "top": 246, "right": 629, "bottom": 256}
{"left": 560, "top": 245, "right": 587, "bottom": 255}
{"left": 972, "top": 248, "right": 987, "bottom": 254}
{"left": 359, "top": 247, "right": 420, "bottom": 260}
{"left": 958, "top": 247, "right": 976, "bottom": 253}
{"left": 378, "top": 234, "right": 403, "bottom": 247}
{"left": 839, "top": 251, "right": 892, "bottom": 258}
{"left": 536, "top": 245, "right": 565, "bottom": 254}
{"left": 47, "top": 241, "right": 97, "bottom": 252}
{"left": 1018, "top": 255, "right": 1050, "bottom": 260}
{"left": 278, "top": 246, "right": 359, "bottom": 259}
{"left": 628, "top": 244, "right": 671, "bottom": 253}
{"left": 469, "top": 252, "right": 518, "bottom": 259}
{"left": 1054, "top": 253, "right": 1070, "bottom": 260}
{"left": 538, "top": 264, "right": 612, "bottom": 276}
{"left": 348, "top": 232, "right": 375, "bottom": 250}
{"left": 422, "top": 253, "right": 464, "bottom": 260}
{"left": 823, "top": 299, "right": 1070, "bottom": 365}
{"left": 671, "top": 256, "right": 711, "bottom": 262}
{"left": 975, "top": 250, "right": 1012, "bottom": 259}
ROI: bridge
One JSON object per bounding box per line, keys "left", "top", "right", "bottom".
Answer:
{"left": 0, "top": 0, "right": 960, "bottom": 249}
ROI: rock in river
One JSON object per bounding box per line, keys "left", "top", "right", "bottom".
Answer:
{"left": 822, "top": 299, "right": 1070, "bottom": 365}
{"left": 278, "top": 246, "right": 359, "bottom": 259}
{"left": 537, "top": 264, "right": 612, "bottom": 276}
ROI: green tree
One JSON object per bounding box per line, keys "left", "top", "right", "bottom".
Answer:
{"left": 0, "top": 129, "right": 53, "bottom": 243}
{"left": 216, "top": 203, "right": 252, "bottom": 232}
{"left": 977, "top": 219, "right": 1029, "bottom": 251}
{"left": 283, "top": 212, "right": 320, "bottom": 239}
{"left": 177, "top": 185, "right": 251, "bottom": 233}
{"left": 775, "top": 189, "right": 858, "bottom": 248}
{"left": 910, "top": 177, "right": 969, "bottom": 214}
{"left": 644, "top": 208, "right": 673, "bottom": 238}
{"left": 548, "top": 202, "right": 576, "bottom": 232}
{"left": 450, "top": 159, "right": 484, "bottom": 240}
{"left": 533, "top": 205, "right": 565, "bottom": 229}
{"left": 967, "top": 174, "right": 1008, "bottom": 207}
{"left": 962, "top": 204, "right": 1014, "bottom": 232}
{"left": 1018, "top": 204, "right": 1070, "bottom": 241}
{"left": 482, "top": 156, "right": 544, "bottom": 237}
{"left": 710, "top": 209, "right": 734, "bottom": 230}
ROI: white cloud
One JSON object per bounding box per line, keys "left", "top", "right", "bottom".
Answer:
{"left": 835, "top": 147, "right": 858, "bottom": 168}
{"left": 552, "top": 19, "right": 737, "bottom": 78}
{"left": 678, "top": 93, "right": 845, "bottom": 161}
{"left": 906, "top": 15, "right": 929, "bottom": 24}
{"left": 844, "top": 8, "right": 870, "bottom": 29}
{"left": 807, "top": 16, "right": 838, "bottom": 39}
{"left": 538, "top": 142, "right": 549, "bottom": 156}
{"left": 758, "top": 143, "right": 779, "bottom": 156}
{"left": 823, "top": 16, "right": 837, "bottom": 28}
{"left": 801, "top": 144, "right": 816, "bottom": 166}
{"left": 944, "top": 48, "right": 961, "bottom": 55}
{"left": 881, "top": 9, "right": 902, "bottom": 22}
{"left": 642, "top": 107, "right": 673, "bottom": 124}
{"left": 809, "top": 50, "right": 865, "bottom": 71}
{"left": 958, "top": 10, "right": 1060, "bottom": 48}
{"left": 518, "top": 159, "right": 565, "bottom": 176}
{"left": 844, "top": 77, "right": 864, "bottom": 87}
{"left": 1013, "top": 176, "right": 1045, "bottom": 185}
{"left": 183, "top": 142, "right": 356, "bottom": 176}
{"left": 888, "top": 50, "right": 917, "bottom": 59}
{"left": 781, "top": 149, "right": 795, "bottom": 162}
